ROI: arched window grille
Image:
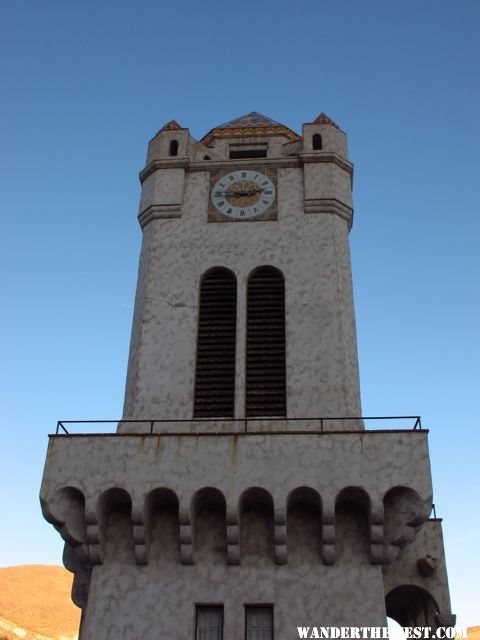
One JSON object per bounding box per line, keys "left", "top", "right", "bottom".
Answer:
{"left": 169, "top": 139, "right": 179, "bottom": 156}
{"left": 312, "top": 133, "right": 322, "bottom": 150}
{"left": 194, "top": 268, "right": 237, "bottom": 418}
{"left": 246, "top": 266, "right": 286, "bottom": 417}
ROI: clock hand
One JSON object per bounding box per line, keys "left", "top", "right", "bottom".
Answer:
{"left": 215, "top": 187, "right": 264, "bottom": 197}
{"left": 216, "top": 189, "right": 250, "bottom": 196}
{"left": 241, "top": 188, "right": 264, "bottom": 197}
{"left": 231, "top": 187, "right": 265, "bottom": 197}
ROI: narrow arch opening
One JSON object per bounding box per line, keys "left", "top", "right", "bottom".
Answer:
{"left": 99, "top": 489, "right": 134, "bottom": 563}
{"left": 147, "top": 489, "right": 179, "bottom": 565}
{"left": 312, "top": 133, "right": 322, "bottom": 150}
{"left": 246, "top": 266, "right": 286, "bottom": 417}
{"left": 239, "top": 488, "right": 274, "bottom": 564}
{"left": 169, "top": 139, "right": 179, "bottom": 156}
{"left": 194, "top": 268, "right": 237, "bottom": 417}
{"left": 335, "top": 487, "right": 370, "bottom": 563}
{"left": 287, "top": 487, "right": 322, "bottom": 563}
{"left": 386, "top": 586, "right": 439, "bottom": 627}
{"left": 192, "top": 488, "right": 227, "bottom": 564}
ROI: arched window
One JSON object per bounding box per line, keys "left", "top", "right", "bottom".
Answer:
{"left": 246, "top": 266, "right": 286, "bottom": 416}
{"left": 312, "top": 133, "right": 322, "bottom": 150}
{"left": 194, "top": 268, "right": 237, "bottom": 418}
{"left": 169, "top": 139, "right": 178, "bottom": 156}
{"left": 203, "top": 155, "right": 211, "bottom": 160}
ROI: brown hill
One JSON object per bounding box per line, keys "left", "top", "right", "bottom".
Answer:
{"left": 0, "top": 565, "right": 80, "bottom": 640}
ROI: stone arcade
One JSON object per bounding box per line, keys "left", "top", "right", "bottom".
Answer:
{"left": 40, "top": 112, "right": 455, "bottom": 639}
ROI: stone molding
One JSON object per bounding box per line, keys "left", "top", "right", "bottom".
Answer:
{"left": 304, "top": 198, "right": 354, "bottom": 226}
{"left": 139, "top": 157, "right": 190, "bottom": 183}
{"left": 40, "top": 431, "right": 435, "bottom": 592}
{"left": 299, "top": 151, "right": 353, "bottom": 176}
{"left": 41, "top": 486, "right": 430, "bottom": 569}
{"left": 138, "top": 204, "right": 182, "bottom": 227}
{"left": 139, "top": 152, "right": 353, "bottom": 183}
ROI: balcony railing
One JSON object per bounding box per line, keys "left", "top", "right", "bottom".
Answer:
{"left": 55, "top": 415, "right": 423, "bottom": 435}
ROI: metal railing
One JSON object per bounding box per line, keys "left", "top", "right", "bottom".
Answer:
{"left": 55, "top": 415, "right": 423, "bottom": 435}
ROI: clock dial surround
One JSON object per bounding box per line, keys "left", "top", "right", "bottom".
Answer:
{"left": 208, "top": 167, "right": 278, "bottom": 223}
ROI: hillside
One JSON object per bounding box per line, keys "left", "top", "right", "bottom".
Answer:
{"left": 0, "top": 565, "right": 80, "bottom": 640}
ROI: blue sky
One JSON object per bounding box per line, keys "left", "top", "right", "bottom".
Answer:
{"left": 2, "top": 0, "right": 479, "bottom": 626}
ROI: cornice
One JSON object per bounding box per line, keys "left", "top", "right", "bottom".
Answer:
{"left": 304, "top": 198, "right": 354, "bottom": 229}
{"left": 139, "top": 157, "right": 190, "bottom": 183}
{"left": 139, "top": 153, "right": 354, "bottom": 185}
{"left": 299, "top": 151, "right": 353, "bottom": 175}
{"left": 189, "top": 157, "right": 301, "bottom": 172}
{"left": 138, "top": 204, "right": 182, "bottom": 228}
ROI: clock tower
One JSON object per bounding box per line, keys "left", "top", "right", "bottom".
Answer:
{"left": 40, "top": 112, "right": 455, "bottom": 639}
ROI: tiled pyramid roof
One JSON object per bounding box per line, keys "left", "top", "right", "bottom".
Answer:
{"left": 312, "top": 113, "right": 340, "bottom": 129}
{"left": 201, "top": 112, "right": 300, "bottom": 144}
{"left": 160, "top": 119, "right": 182, "bottom": 131}
{"left": 217, "top": 112, "right": 285, "bottom": 129}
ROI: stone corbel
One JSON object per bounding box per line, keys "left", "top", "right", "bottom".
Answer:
{"left": 40, "top": 490, "right": 86, "bottom": 549}
{"left": 435, "top": 613, "right": 456, "bottom": 628}
{"left": 369, "top": 503, "right": 385, "bottom": 564}
{"left": 274, "top": 508, "right": 287, "bottom": 565}
{"left": 179, "top": 507, "right": 194, "bottom": 565}
{"left": 322, "top": 501, "right": 336, "bottom": 565}
{"left": 131, "top": 505, "right": 148, "bottom": 565}
{"left": 417, "top": 554, "right": 438, "bottom": 577}
{"left": 84, "top": 502, "right": 103, "bottom": 564}
{"left": 226, "top": 507, "right": 240, "bottom": 565}
{"left": 63, "top": 543, "right": 93, "bottom": 610}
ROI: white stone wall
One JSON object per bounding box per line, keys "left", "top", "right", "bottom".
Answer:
{"left": 123, "top": 145, "right": 361, "bottom": 426}
{"left": 80, "top": 562, "right": 387, "bottom": 639}
{"left": 41, "top": 432, "right": 433, "bottom": 513}
{"left": 40, "top": 430, "right": 455, "bottom": 638}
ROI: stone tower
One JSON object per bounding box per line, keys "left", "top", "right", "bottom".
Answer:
{"left": 40, "top": 112, "right": 455, "bottom": 639}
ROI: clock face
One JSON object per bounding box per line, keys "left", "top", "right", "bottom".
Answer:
{"left": 211, "top": 170, "right": 276, "bottom": 220}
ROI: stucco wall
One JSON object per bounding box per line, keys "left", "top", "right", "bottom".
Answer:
{"left": 41, "top": 431, "right": 433, "bottom": 518}
{"left": 123, "top": 161, "right": 361, "bottom": 426}
{"left": 80, "top": 560, "right": 387, "bottom": 639}
{"left": 40, "top": 430, "right": 452, "bottom": 638}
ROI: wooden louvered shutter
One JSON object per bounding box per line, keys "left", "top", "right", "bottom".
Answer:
{"left": 246, "top": 267, "right": 286, "bottom": 417}
{"left": 194, "top": 268, "right": 236, "bottom": 418}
